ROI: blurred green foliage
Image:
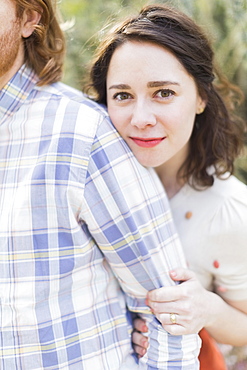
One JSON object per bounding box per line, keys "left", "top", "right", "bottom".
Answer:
{"left": 59, "top": 0, "right": 247, "bottom": 183}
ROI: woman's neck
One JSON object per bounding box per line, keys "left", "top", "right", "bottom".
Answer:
{"left": 155, "top": 147, "right": 188, "bottom": 199}
{"left": 156, "top": 163, "right": 184, "bottom": 199}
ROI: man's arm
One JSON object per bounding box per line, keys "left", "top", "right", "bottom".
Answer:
{"left": 80, "top": 113, "right": 200, "bottom": 368}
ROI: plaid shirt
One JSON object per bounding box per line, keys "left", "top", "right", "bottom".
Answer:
{"left": 0, "top": 66, "right": 200, "bottom": 369}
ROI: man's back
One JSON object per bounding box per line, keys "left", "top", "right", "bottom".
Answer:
{"left": 0, "top": 65, "right": 134, "bottom": 369}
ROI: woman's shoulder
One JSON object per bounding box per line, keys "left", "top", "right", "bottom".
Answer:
{"left": 175, "top": 173, "right": 246, "bottom": 208}
{"left": 209, "top": 173, "right": 246, "bottom": 199}
{"left": 173, "top": 173, "right": 246, "bottom": 229}
{"left": 202, "top": 174, "right": 247, "bottom": 231}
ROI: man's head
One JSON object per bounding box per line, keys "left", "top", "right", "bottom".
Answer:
{"left": 0, "top": 0, "right": 24, "bottom": 88}
{"left": 0, "top": 0, "right": 65, "bottom": 87}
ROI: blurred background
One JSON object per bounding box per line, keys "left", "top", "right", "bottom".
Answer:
{"left": 58, "top": 1, "right": 246, "bottom": 368}
{"left": 59, "top": 0, "right": 247, "bottom": 185}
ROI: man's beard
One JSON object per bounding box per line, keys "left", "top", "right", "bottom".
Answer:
{"left": 0, "top": 19, "right": 22, "bottom": 79}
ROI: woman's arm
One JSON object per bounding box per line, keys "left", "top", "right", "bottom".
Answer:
{"left": 207, "top": 296, "right": 247, "bottom": 345}
{"left": 146, "top": 267, "right": 247, "bottom": 346}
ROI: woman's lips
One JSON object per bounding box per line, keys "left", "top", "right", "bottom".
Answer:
{"left": 130, "top": 137, "right": 165, "bottom": 148}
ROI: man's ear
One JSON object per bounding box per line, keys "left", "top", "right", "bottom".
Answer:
{"left": 21, "top": 9, "right": 42, "bottom": 39}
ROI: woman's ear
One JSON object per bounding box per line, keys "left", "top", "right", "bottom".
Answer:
{"left": 21, "top": 9, "right": 42, "bottom": 39}
{"left": 196, "top": 97, "right": 207, "bottom": 115}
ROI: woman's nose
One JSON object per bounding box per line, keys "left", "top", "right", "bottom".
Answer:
{"left": 130, "top": 102, "right": 157, "bottom": 129}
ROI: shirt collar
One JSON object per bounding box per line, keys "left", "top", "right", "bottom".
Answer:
{"left": 0, "top": 64, "right": 39, "bottom": 122}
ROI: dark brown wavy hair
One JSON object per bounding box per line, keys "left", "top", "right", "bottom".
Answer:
{"left": 87, "top": 4, "right": 246, "bottom": 188}
{"left": 15, "top": 0, "right": 65, "bottom": 85}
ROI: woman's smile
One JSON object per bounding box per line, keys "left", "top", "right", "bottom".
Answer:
{"left": 130, "top": 136, "right": 166, "bottom": 148}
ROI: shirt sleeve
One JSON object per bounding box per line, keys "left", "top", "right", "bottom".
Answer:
{"left": 207, "top": 182, "right": 247, "bottom": 301}
{"left": 80, "top": 115, "right": 200, "bottom": 369}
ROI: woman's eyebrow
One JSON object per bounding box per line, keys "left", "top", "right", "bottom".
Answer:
{"left": 147, "top": 81, "right": 180, "bottom": 88}
{"left": 108, "top": 81, "right": 180, "bottom": 90}
{"left": 108, "top": 84, "right": 131, "bottom": 90}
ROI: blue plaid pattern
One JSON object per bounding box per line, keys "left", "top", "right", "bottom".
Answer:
{"left": 0, "top": 65, "right": 200, "bottom": 369}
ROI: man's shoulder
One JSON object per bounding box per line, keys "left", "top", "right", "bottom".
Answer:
{"left": 32, "top": 81, "right": 120, "bottom": 147}
{"left": 37, "top": 81, "right": 108, "bottom": 117}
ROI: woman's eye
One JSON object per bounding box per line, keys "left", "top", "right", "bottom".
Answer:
{"left": 113, "top": 92, "right": 131, "bottom": 101}
{"left": 155, "top": 89, "right": 174, "bottom": 98}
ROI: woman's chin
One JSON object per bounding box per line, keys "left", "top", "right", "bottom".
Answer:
{"left": 135, "top": 156, "right": 165, "bottom": 168}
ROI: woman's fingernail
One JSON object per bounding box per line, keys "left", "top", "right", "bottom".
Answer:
{"left": 170, "top": 270, "right": 177, "bottom": 278}
{"left": 142, "top": 339, "right": 148, "bottom": 348}
{"left": 142, "top": 325, "right": 148, "bottom": 332}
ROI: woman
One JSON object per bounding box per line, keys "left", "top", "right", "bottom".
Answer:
{"left": 86, "top": 4, "right": 247, "bottom": 368}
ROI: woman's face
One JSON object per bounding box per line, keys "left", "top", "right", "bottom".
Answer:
{"left": 106, "top": 41, "right": 205, "bottom": 168}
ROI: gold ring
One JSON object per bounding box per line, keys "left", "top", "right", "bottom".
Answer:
{"left": 170, "top": 313, "right": 177, "bottom": 324}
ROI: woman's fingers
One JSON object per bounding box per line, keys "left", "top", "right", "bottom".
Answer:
{"left": 132, "top": 330, "right": 148, "bottom": 357}
{"left": 147, "top": 268, "right": 196, "bottom": 304}
{"left": 133, "top": 317, "right": 148, "bottom": 333}
{"left": 169, "top": 267, "right": 196, "bottom": 282}
{"left": 145, "top": 268, "right": 211, "bottom": 334}
{"left": 132, "top": 317, "right": 149, "bottom": 358}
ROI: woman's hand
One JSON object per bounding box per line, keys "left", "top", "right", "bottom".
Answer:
{"left": 146, "top": 267, "right": 213, "bottom": 335}
{"left": 131, "top": 267, "right": 212, "bottom": 358}
{"left": 132, "top": 318, "right": 149, "bottom": 358}
{"left": 132, "top": 267, "right": 247, "bottom": 349}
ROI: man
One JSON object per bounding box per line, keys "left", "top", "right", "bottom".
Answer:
{"left": 0, "top": 1, "right": 200, "bottom": 368}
